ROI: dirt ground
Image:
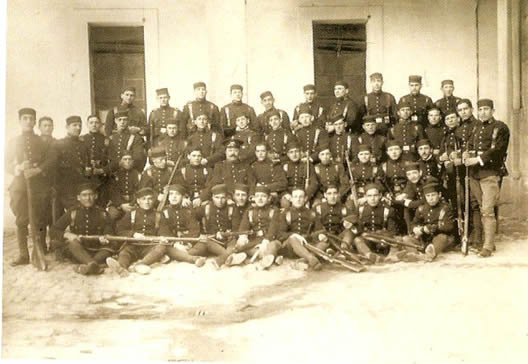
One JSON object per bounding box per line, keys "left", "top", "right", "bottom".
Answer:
{"left": 2, "top": 216, "right": 528, "bottom": 363}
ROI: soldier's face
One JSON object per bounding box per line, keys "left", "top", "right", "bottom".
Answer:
{"left": 478, "top": 106, "right": 494, "bottom": 121}
{"left": 166, "top": 124, "right": 178, "bottom": 136}
{"left": 67, "top": 122, "right": 82, "bottom": 137}
{"left": 188, "top": 151, "right": 202, "bottom": 166}
{"left": 137, "top": 195, "right": 154, "bottom": 210}
{"left": 212, "top": 193, "right": 226, "bottom": 208}
{"left": 444, "top": 114, "right": 460, "bottom": 129}
{"left": 291, "top": 190, "right": 306, "bottom": 208}
{"left": 194, "top": 87, "right": 207, "bottom": 100}
{"left": 365, "top": 188, "right": 381, "bottom": 207}
{"left": 457, "top": 102, "right": 473, "bottom": 120}
{"left": 194, "top": 115, "right": 208, "bottom": 129}
{"left": 168, "top": 190, "right": 183, "bottom": 205}
{"left": 254, "top": 192, "right": 269, "bottom": 207}
{"left": 231, "top": 89, "right": 243, "bottom": 102}
{"left": 121, "top": 91, "right": 135, "bottom": 104}
{"left": 39, "top": 119, "right": 54, "bottom": 136}
{"left": 334, "top": 86, "right": 347, "bottom": 98}
{"left": 425, "top": 191, "right": 440, "bottom": 206}
{"left": 121, "top": 156, "right": 134, "bottom": 170}
{"left": 324, "top": 188, "right": 339, "bottom": 205}
{"left": 235, "top": 116, "right": 249, "bottom": 129}
{"left": 233, "top": 190, "right": 248, "bottom": 206}
{"left": 268, "top": 115, "right": 281, "bottom": 130}
{"left": 334, "top": 119, "right": 345, "bottom": 133}
{"left": 115, "top": 117, "right": 129, "bottom": 130}
{"left": 287, "top": 148, "right": 300, "bottom": 162}
{"left": 418, "top": 145, "right": 432, "bottom": 159}
{"left": 409, "top": 82, "right": 422, "bottom": 94}
{"left": 255, "top": 145, "right": 267, "bottom": 161}
{"left": 370, "top": 78, "right": 383, "bottom": 92}
{"left": 427, "top": 110, "right": 441, "bottom": 125}
{"left": 358, "top": 151, "right": 371, "bottom": 163}
{"left": 152, "top": 156, "right": 167, "bottom": 169}
{"left": 304, "top": 90, "right": 315, "bottom": 103}
{"left": 19, "top": 113, "right": 36, "bottom": 131}
{"left": 387, "top": 146, "right": 402, "bottom": 160}
{"left": 406, "top": 169, "right": 421, "bottom": 183}
{"left": 226, "top": 146, "right": 240, "bottom": 161}
{"left": 77, "top": 189, "right": 96, "bottom": 208}
{"left": 398, "top": 107, "right": 411, "bottom": 120}
{"left": 441, "top": 84, "right": 454, "bottom": 96}
{"left": 318, "top": 150, "right": 332, "bottom": 164}
{"left": 299, "top": 113, "right": 313, "bottom": 127}
{"left": 158, "top": 94, "right": 170, "bottom": 106}
{"left": 87, "top": 117, "right": 100, "bottom": 133}
{"left": 261, "top": 96, "right": 274, "bottom": 110}
{"left": 363, "top": 121, "right": 376, "bottom": 135}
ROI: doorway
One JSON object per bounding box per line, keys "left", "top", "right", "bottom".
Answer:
{"left": 313, "top": 23, "right": 367, "bottom": 108}
{"left": 89, "top": 26, "right": 147, "bottom": 118}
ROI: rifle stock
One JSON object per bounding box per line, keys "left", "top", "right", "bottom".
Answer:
{"left": 345, "top": 156, "right": 359, "bottom": 208}
{"left": 157, "top": 154, "right": 182, "bottom": 212}
{"left": 461, "top": 165, "right": 470, "bottom": 255}
{"left": 361, "top": 232, "right": 423, "bottom": 251}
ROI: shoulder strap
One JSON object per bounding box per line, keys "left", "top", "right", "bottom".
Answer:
{"left": 314, "top": 128, "right": 320, "bottom": 145}
{"left": 155, "top": 211, "right": 161, "bottom": 230}
{"left": 228, "top": 206, "right": 234, "bottom": 219}
{"left": 131, "top": 210, "right": 136, "bottom": 225}
{"left": 163, "top": 209, "right": 169, "bottom": 219}
{"left": 316, "top": 204, "right": 322, "bottom": 215}
{"left": 359, "top": 205, "right": 365, "bottom": 218}
{"left": 373, "top": 166, "right": 378, "bottom": 175}
{"left": 249, "top": 209, "right": 254, "bottom": 225}
{"left": 341, "top": 207, "right": 348, "bottom": 216}
{"left": 70, "top": 209, "right": 77, "bottom": 230}
{"left": 269, "top": 209, "right": 275, "bottom": 219}
{"left": 364, "top": 95, "right": 369, "bottom": 108}
{"left": 283, "top": 164, "right": 288, "bottom": 172}
{"left": 439, "top": 207, "right": 446, "bottom": 222}
{"left": 314, "top": 165, "right": 321, "bottom": 175}
{"left": 189, "top": 103, "right": 194, "bottom": 120}
{"left": 358, "top": 136, "right": 363, "bottom": 144}
{"left": 212, "top": 132, "right": 217, "bottom": 143}
{"left": 126, "top": 134, "right": 135, "bottom": 151}
{"left": 491, "top": 127, "right": 499, "bottom": 149}
{"left": 284, "top": 133, "right": 288, "bottom": 145}
{"left": 203, "top": 167, "right": 208, "bottom": 175}
{"left": 383, "top": 207, "right": 390, "bottom": 226}
{"left": 382, "top": 162, "right": 387, "bottom": 173}
{"left": 286, "top": 210, "right": 292, "bottom": 225}
{"left": 181, "top": 167, "right": 186, "bottom": 176}
{"left": 114, "top": 106, "right": 118, "bottom": 115}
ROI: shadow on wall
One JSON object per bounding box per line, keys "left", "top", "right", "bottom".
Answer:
{"left": 499, "top": 176, "right": 528, "bottom": 218}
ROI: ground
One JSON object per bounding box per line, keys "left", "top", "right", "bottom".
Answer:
{"left": 2, "top": 216, "right": 528, "bottom": 363}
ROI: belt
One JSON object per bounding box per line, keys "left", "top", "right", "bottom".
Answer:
{"left": 256, "top": 230, "right": 264, "bottom": 237}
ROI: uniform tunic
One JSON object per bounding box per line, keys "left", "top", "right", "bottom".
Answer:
{"left": 187, "top": 129, "right": 224, "bottom": 167}
{"left": 220, "top": 102, "right": 258, "bottom": 137}
{"left": 182, "top": 99, "right": 221, "bottom": 133}
{"left": 106, "top": 129, "right": 146, "bottom": 172}
{"left": 399, "top": 93, "right": 433, "bottom": 127}
{"left": 411, "top": 202, "right": 455, "bottom": 242}
{"left": 148, "top": 105, "right": 184, "bottom": 140}
{"left": 328, "top": 96, "right": 360, "bottom": 133}
{"left": 292, "top": 101, "right": 327, "bottom": 129}
{"left": 251, "top": 159, "right": 288, "bottom": 194}
{"left": 105, "top": 103, "right": 147, "bottom": 137}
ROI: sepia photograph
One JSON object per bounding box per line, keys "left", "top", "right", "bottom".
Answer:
{"left": 2, "top": 0, "right": 527, "bottom": 362}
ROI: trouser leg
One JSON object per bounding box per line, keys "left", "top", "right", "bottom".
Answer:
{"left": 167, "top": 246, "right": 199, "bottom": 264}
{"left": 188, "top": 242, "right": 208, "bottom": 256}
{"left": 118, "top": 244, "right": 138, "bottom": 268}
{"left": 430, "top": 234, "right": 454, "bottom": 255}
{"left": 353, "top": 236, "right": 372, "bottom": 256}
{"left": 259, "top": 240, "right": 282, "bottom": 258}
{"left": 15, "top": 226, "right": 30, "bottom": 261}
{"left": 67, "top": 239, "right": 96, "bottom": 264}
{"left": 210, "top": 240, "right": 234, "bottom": 266}
{"left": 285, "top": 235, "right": 319, "bottom": 266}
{"left": 93, "top": 249, "right": 114, "bottom": 264}
{"left": 471, "top": 176, "right": 500, "bottom": 251}
{"left": 138, "top": 245, "right": 167, "bottom": 266}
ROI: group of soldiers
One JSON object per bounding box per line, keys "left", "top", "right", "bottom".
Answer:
{"left": 6, "top": 73, "right": 510, "bottom": 276}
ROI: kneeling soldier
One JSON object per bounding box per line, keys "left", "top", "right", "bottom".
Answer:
{"left": 50, "top": 183, "right": 114, "bottom": 275}
{"left": 107, "top": 187, "right": 168, "bottom": 275}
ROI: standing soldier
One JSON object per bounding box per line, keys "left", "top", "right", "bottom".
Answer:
{"left": 295, "top": 104, "right": 329, "bottom": 163}
{"left": 463, "top": 99, "right": 509, "bottom": 257}
{"left": 328, "top": 81, "right": 360, "bottom": 134}
{"left": 349, "top": 145, "right": 385, "bottom": 206}
{"left": 399, "top": 75, "right": 433, "bottom": 128}
{"left": 156, "top": 119, "right": 187, "bottom": 166}
{"left": 281, "top": 140, "right": 318, "bottom": 208}
{"left": 292, "top": 84, "right": 327, "bottom": 131}
{"left": 264, "top": 110, "right": 297, "bottom": 163}
{"left": 328, "top": 116, "right": 354, "bottom": 164}
{"left": 220, "top": 84, "right": 258, "bottom": 137}
{"left": 354, "top": 115, "right": 387, "bottom": 164}
{"left": 424, "top": 106, "right": 447, "bottom": 157}
{"left": 7, "top": 108, "right": 54, "bottom": 266}
{"left": 187, "top": 112, "right": 224, "bottom": 168}
{"left": 148, "top": 87, "right": 184, "bottom": 143}
{"left": 82, "top": 114, "right": 109, "bottom": 206}
{"left": 106, "top": 152, "right": 141, "bottom": 222}
{"left": 251, "top": 142, "right": 288, "bottom": 200}
{"left": 139, "top": 147, "right": 173, "bottom": 207}
{"left": 388, "top": 100, "right": 424, "bottom": 161}
{"left": 417, "top": 139, "right": 442, "bottom": 180}
{"left": 313, "top": 147, "right": 349, "bottom": 206}
{"left": 104, "top": 86, "right": 147, "bottom": 137}
{"left": 434, "top": 80, "right": 461, "bottom": 117}
{"left": 257, "top": 91, "right": 290, "bottom": 134}
{"left": 182, "top": 81, "right": 221, "bottom": 135}
{"left": 232, "top": 109, "right": 260, "bottom": 165}
{"left": 177, "top": 146, "right": 212, "bottom": 208}
{"left": 360, "top": 72, "right": 397, "bottom": 135}
{"left": 381, "top": 140, "right": 408, "bottom": 234}
{"left": 394, "top": 162, "right": 428, "bottom": 233}
{"left": 455, "top": 99, "right": 478, "bottom": 149}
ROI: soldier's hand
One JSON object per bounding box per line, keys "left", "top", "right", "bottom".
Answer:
{"left": 236, "top": 235, "right": 248, "bottom": 248}
{"left": 439, "top": 152, "right": 449, "bottom": 162}
{"left": 157, "top": 193, "right": 165, "bottom": 202}
{"left": 99, "top": 236, "right": 110, "bottom": 245}
{"left": 129, "top": 126, "right": 141, "bottom": 134}
{"left": 192, "top": 198, "right": 201, "bottom": 208}
{"left": 358, "top": 197, "right": 367, "bottom": 205}
{"left": 21, "top": 161, "right": 31, "bottom": 170}
{"left": 462, "top": 151, "right": 470, "bottom": 161}
{"left": 318, "top": 234, "right": 328, "bottom": 242}
{"left": 94, "top": 168, "right": 105, "bottom": 175}
{"left": 14, "top": 164, "right": 24, "bottom": 176}
{"left": 433, "top": 149, "right": 440, "bottom": 156}
{"left": 343, "top": 220, "right": 353, "bottom": 230}
{"left": 325, "top": 123, "right": 335, "bottom": 133}
{"left": 182, "top": 198, "right": 192, "bottom": 208}
{"left": 159, "top": 238, "right": 169, "bottom": 245}
{"left": 413, "top": 226, "right": 423, "bottom": 237}
{"left": 464, "top": 157, "right": 479, "bottom": 167}
{"left": 453, "top": 158, "right": 463, "bottom": 166}
{"left": 121, "top": 203, "right": 133, "bottom": 212}
{"left": 167, "top": 160, "right": 175, "bottom": 167}
{"left": 85, "top": 167, "right": 93, "bottom": 176}
{"left": 200, "top": 158, "right": 208, "bottom": 166}
{"left": 23, "top": 167, "right": 41, "bottom": 179}
{"left": 64, "top": 232, "right": 79, "bottom": 242}
{"left": 199, "top": 234, "right": 208, "bottom": 243}
{"left": 395, "top": 193, "right": 406, "bottom": 201}
{"left": 215, "top": 232, "right": 225, "bottom": 241}
{"left": 133, "top": 233, "right": 146, "bottom": 239}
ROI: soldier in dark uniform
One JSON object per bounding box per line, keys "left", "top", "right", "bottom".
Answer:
{"left": 230, "top": 184, "right": 251, "bottom": 232}
{"left": 434, "top": 80, "right": 461, "bottom": 117}
{"left": 281, "top": 140, "right": 318, "bottom": 209}
{"left": 292, "top": 84, "right": 326, "bottom": 131}
{"left": 328, "top": 116, "right": 355, "bottom": 163}
{"left": 349, "top": 144, "right": 385, "bottom": 205}
{"left": 353, "top": 115, "right": 387, "bottom": 164}
{"left": 7, "top": 108, "right": 54, "bottom": 266}
{"left": 257, "top": 91, "right": 290, "bottom": 134}
{"left": 251, "top": 142, "right": 288, "bottom": 201}
{"left": 232, "top": 109, "right": 260, "bottom": 164}
{"left": 463, "top": 99, "right": 509, "bottom": 257}
{"left": 156, "top": 119, "right": 187, "bottom": 166}
{"left": 424, "top": 106, "right": 447, "bottom": 156}
{"left": 315, "top": 184, "right": 352, "bottom": 239}
{"left": 264, "top": 110, "right": 297, "bottom": 163}
{"left": 176, "top": 146, "right": 211, "bottom": 208}
{"left": 417, "top": 139, "right": 442, "bottom": 180}
{"left": 394, "top": 162, "right": 427, "bottom": 233}
{"left": 399, "top": 75, "right": 433, "bottom": 128}
{"left": 139, "top": 147, "right": 173, "bottom": 207}
{"left": 388, "top": 100, "right": 424, "bottom": 161}
{"left": 50, "top": 183, "right": 114, "bottom": 275}
{"left": 313, "top": 146, "right": 349, "bottom": 206}
{"left": 107, "top": 187, "right": 168, "bottom": 276}
{"left": 148, "top": 87, "right": 184, "bottom": 143}
{"left": 105, "top": 111, "right": 147, "bottom": 173}
{"left": 187, "top": 112, "right": 224, "bottom": 168}
{"left": 220, "top": 84, "right": 258, "bottom": 137}
{"left": 106, "top": 152, "right": 141, "bottom": 222}
{"left": 328, "top": 80, "right": 360, "bottom": 134}
{"left": 182, "top": 81, "right": 221, "bottom": 134}
{"left": 381, "top": 140, "right": 408, "bottom": 234}
{"left": 455, "top": 98, "right": 478, "bottom": 148}
{"left": 360, "top": 72, "right": 397, "bottom": 135}
{"left": 294, "top": 104, "right": 329, "bottom": 163}
{"left": 104, "top": 86, "right": 147, "bottom": 137}
{"left": 82, "top": 114, "right": 109, "bottom": 206}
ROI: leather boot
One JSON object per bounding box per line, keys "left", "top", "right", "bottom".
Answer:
{"left": 68, "top": 239, "right": 95, "bottom": 264}
{"left": 138, "top": 245, "right": 166, "bottom": 266}
{"left": 469, "top": 209, "right": 483, "bottom": 248}
{"left": 38, "top": 229, "right": 48, "bottom": 254}
{"left": 11, "top": 227, "right": 30, "bottom": 266}
{"left": 481, "top": 215, "right": 496, "bottom": 254}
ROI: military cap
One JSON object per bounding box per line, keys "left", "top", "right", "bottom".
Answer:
{"left": 416, "top": 139, "right": 431, "bottom": 148}
{"left": 385, "top": 140, "right": 401, "bottom": 149}
{"left": 115, "top": 111, "right": 129, "bottom": 119}
{"left": 156, "top": 88, "right": 169, "bottom": 96}
{"left": 260, "top": 91, "right": 273, "bottom": 100}
{"left": 18, "top": 107, "right": 36, "bottom": 118}
{"left": 233, "top": 183, "right": 249, "bottom": 193}
{"left": 193, "top": 81, "right": 206, "bottom": 89}
{"left": 122, "top": 86, "right": 136, "bottom": 93}
{"left": 422, "top": 182, "right": 441, "bottom": 194}
{"left": 456, "top": 98, "right": 473, "bottom": 108}
{"left": 66, "top": 115, "right": 82, "bottom": 125}
{"left": 424, "top": 176, "right": 440, "bottom": 185}
{"left": 230, "top": 84, "right": 243, "bottom": 92}
{"left": 297, "top": 103, "right": 313, "bottom": 116}
{"left": 303, "top": 84, "right": 316, "bottom": 92}
{"left": 397, "top": 100, "right": 411, "bottom": 110}
{"left": 357, "top": 144, "right": 371, "bottom": 153}
{"left": 329, "top": 114, "right": 345, "bottom": 124}
{"left": 324, "top": 184, "right": 339, "bottom": 192}
{"left": 136, "top": 187, "right": 155, "bottom": 198}
{"left": 343, "top": 215, "right": 358, "bottom": 224}
{"left": 317, "top": 144, "right": 331, "bottom": 154}
{"left": 427, "top": 105, "right": 442, "bottom": 113}
{"left": 149, "top": 146, "right": 167, "bottom": 158}
{"left": 193, "top": 110, "right": 209, "bottom": 119}
{"left": 254, "top": 185, "right": 271, "bottom": 195}
{"left": 222, "top": 137, "right": 244, "bottom": 149}
{"left": 404, "top": 162, "right": 420, "bottom": 172}
{"left": 286, "top": 139, "right": 301, "bottom": 151}
{"left": 211, "top": 184, "right": 228, "bottom": 196}
{"left": 121, "top": 151, "right": 133, "bottom": 159}
{"left": 76, "top": 182, "right": 96, "bottom": 195}
{"left": 232, "top": 109, "right": 250, "bottom": 120}
{"left": 408, "top": 75, "right": 422, "bottom": 83}
{"left": 168, "top": 184, "right": 186, "bottom": 195}
{"left": 165, "top": 118, "right": 178, "bottom": 125}
{"left": 362, "top": 114, "right": 379, "bottom": 124}
{"left": 364, "top": 182, "right": 382, "bottom": 193}
{"left": 266, "top": 109, "right": 281, "bottom": 120}
{"left": 441, "top": 80, "right": 454, "bottom": 87}
{"left": 38, "top": 116, "right": 53, "bottom": 125}
{"left": 334, "top": 80, "right": 349, "bottom": 88}
{"left": 186, "top": 145, "right": 203, "bottom": 154}
{"left": 443, "top": 110, "right": 458, "bottom": 118}
{"left": 477, "top": 99, "right": 494, "bottom": 108}
{"left": 369, "top": 72, "right": 383, "bottom": 80}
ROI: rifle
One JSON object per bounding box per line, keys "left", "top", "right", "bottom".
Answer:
{"left": 315, "top": 231, "right": 368, "bottom": 265}
{"left": 461, "top": 164, "right": 470, "bottom": 255}
{"left": 302, "top": 241, "right": 365, "bottom": 273}
{"left": 78, "top": 234, "right": 223, "bottom": 246}
{"left": 453, "top": 140, "right": 464, "bottom": 244}
{"left": 24, "top": 153, "right": 47, "bottom": 271}
{"left": 157, "top": 154, "right": 182, "bottom": 212}
{"left": 361, "top": 231, "right": 424, "bottom": 251}
{"left": 345, "top": 156, "right": 359, "bottom": 208}
{"left": 304, "top": 153, "right": 310, "bottom": 191}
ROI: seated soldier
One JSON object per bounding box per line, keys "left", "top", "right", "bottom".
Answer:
{"left": 381, "top": 140, "right": 408, "bottom": 234}
{"left": 328, "top": 115, "right": 355, "bottom": 163}
{"left": 251, "top": 142, "right": 288, "bottom": 202}
{"left": 106, "top": 187, "right": 168, "bottom": 276}
{"left": 264, "top": 110, "right": 297, "bottom": 163}
{"left": 257, "top": 91, "right": 291, "bottom": 135}
{"left": 353, "top": 115, "right": 387, "bottom": 164}
{"left": 50, "top": 183, "right": 114, "bottom": 275}
{"left": 417, "top": 138, "right": 442, "bottom": 180}
{"left": 295, "top": 104, "right": 329, "bottom": 163}
{"left": 312, "top": 146, "right": 349, "bottom": 207}
{"left": 349, "top": 144, "right": 385, "bottom": 206}
{"left": 394, "top": 162, "right": 427, "bottom": 234}
{"left": 156, "top": 119, "right": 187, "bottom": 166}
{"left": 315, "top": 184, "right": 352, "bottom": 244}
{"left": 177, "top": 146, "right": 212, "bottom": 208}
{"left": 106, "top": 152, "right": 141, "bottom": 222}
{"left": 230, "top": 183, "right": 251, "bottom": 232}
{"left": 232, "top": 109, "right": 260, "bottom": 164}
{"left": 139, "top": 147, "right": 173, "bottom": 207}
{"left": 158, "top": 184, "right": 206, "bottom": 267}
{"left": 187, "top": 112, "right": 224, "bottom": 168}
{"left": 424, "top": 106, "right": 447, "bottom": 157}
{"left": 281, "top": 140, "right": 318, "bottom": 209}
{"left": 388, "top": 100, "right": 424, "bottom": 161}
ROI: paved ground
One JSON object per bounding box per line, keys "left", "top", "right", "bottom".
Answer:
{"left": 2, "top": 216, "right": 528, "bottom": 362}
